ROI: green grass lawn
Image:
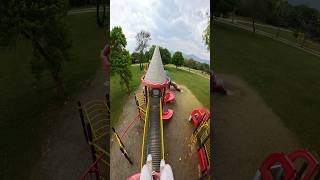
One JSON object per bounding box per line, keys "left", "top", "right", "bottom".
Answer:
{"left": 0, "top": 12, "right": 106, "bottom": 179}
{"left": 237, "top": 21, "right": 296, "bottom": 42}
{"left": 110, "top": 66, "right": 145, "bottom": 127}
{"left": 236, "top": 20, "right": 320, "bottom": 52}
{"left": 214, "top": 21, "right": 320, "bottom": 153}
{"left": 166, "top": 66, "right": 210, "bottom": 108}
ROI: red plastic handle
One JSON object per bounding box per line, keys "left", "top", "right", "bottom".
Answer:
{"left": 260, "top": 152, "right": 296, "bottom": 180}
{"left": 191, "top": 109, "right": 210, "bottom": 126}
{"left": 287, "top": 149, "right": 319, "bottom": 180}
{"left": 191, "top": 109, "right": 202, "bottom": 123}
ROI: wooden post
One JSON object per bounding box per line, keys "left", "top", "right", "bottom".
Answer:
{"left": 78, "top": 101, "right": 89, "bottom": 143}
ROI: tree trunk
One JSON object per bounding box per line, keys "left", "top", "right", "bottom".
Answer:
{"left": 139, "top": 51, "right": 143, "bottom": 71}
{"left": 252, "top": 16, "right": 256, "bottom": 33}
{"left": 231, "top": 11, "right": 235, "bottom": 23}
{"left": 51, "top": 71, "right": 65, "bottom": 98}
{"left": 29, "top": 36, "right": 66, "bottom": 98}
{"left": 120, "top": 73, "right": 130, "bottom": 93}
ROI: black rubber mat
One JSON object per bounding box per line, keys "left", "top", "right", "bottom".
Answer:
{"left": 144, "top": 96, "right": 162, "bottom": 171}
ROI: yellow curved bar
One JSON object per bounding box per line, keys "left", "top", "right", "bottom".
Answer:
{"left": 160, "top": 99, "right": 164, "bottom": 159}
{"left": 140, "top": 88, "right": 150, "bottom": 169}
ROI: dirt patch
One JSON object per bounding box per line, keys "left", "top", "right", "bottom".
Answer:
{"left": 31, "top": 70, "right": 108, "bottom": 180}
{"left": 213, "top": 74, "right": 301, "bottom": 179}
{"left": 110, "top": 85, "right": 204, "bottom": 180}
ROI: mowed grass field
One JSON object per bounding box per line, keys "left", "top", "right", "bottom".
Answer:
{"left": 110, "top": 65, "right": 210, "bottom": 127}
{"left": 165, "top": 66, "right": 210, "bottom": 109}
{"left": 110, "top": 66, "right": 145, "bottom": 127}
{"left": 0, "top": 12, "right": 106, "bottom": 179}
{"left": 214, "top": 21, "right": 320, "bottom": 152}
{"left": 236, "top": 20, "right": 320, "bottom": 52}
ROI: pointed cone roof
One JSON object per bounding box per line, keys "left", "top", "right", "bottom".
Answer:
{"left": 142, "top": 46, "right": 169, "bottom": 88}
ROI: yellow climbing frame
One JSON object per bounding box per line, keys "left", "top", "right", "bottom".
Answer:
{"left": 140, "top": 89, "right": 150, "bottom": 169}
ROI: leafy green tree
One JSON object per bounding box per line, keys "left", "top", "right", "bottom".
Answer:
{"left": 110, "top": 26, "right": 132, "bottom": 93}
{"left": 0, "top": 0, "right": 71, "bottom": 98}
{"left": 172, "top": 51, "right": 184, "bottom": 69}
{"left": 145, "top": 45, "right": 156, "bottom": 62}
{"left": 203, "top": 19, "right": 210, "bottom": 50}
{"left": 159, "top": 47, "right": 171, "bottom": 65}
{"left": 215, "top": 0, "right": 240, "bottom": 21}
{"left": 135, "top": 31, "right": 151, "bottom": 71}
{"left": 131, "top": 52, "right": 140, "bottom": 64}
{"left": 185, "top": 59, "right": 194, "bottom": 72}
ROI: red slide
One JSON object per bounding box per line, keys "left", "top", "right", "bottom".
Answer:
{"left": 170, "top": 81, "right": 181, "bottom": 92}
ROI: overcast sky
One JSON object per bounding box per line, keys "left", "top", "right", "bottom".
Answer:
{"left": 110, "top": 0, "right": 210, "bottom": 60}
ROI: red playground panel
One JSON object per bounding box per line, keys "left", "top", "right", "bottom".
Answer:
{"left": 191, "top": 109, "right": 210, "bottom": 127}
{"left": 254, "top": 149, "right": 320, "bottom": 180}
{"left": 198, "top": 147, "right": 209, "bottom": 173}
{"left": 165, "top": 89, "right": 175, "bottom": 103}
{"left": 162, "top": 109, "right": 173, "bottom": 121}
{"left": 287, "top": 149, "right": 319, "bottom": 180}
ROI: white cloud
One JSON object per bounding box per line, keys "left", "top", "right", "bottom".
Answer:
{"left": 111, "top": 0, "right": 210, "bottom": 60}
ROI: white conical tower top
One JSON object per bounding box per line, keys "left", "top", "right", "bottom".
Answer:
{"left": 144, "top": 46, "right": 167, "bottom": 85}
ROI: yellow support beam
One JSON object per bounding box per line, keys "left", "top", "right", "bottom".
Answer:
{"left": 160, "top": 99, "right": 164, "bottom": 160}
{"left": 140, "top": 89, "right": 150, "bottom": 169}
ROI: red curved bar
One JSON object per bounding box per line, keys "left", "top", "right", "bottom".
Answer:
{"left": 287, "top": 149, "right": 319, "bottom": 180}
{"left": 141, "top": 75, "right": 170, "bottom": 88}
{"left": 259, "top": 152, "right": 296, "bottom": 180}
{"left": 165, "top": 89, "right": 175, "bottom": 103}
{"left": 163, "top": 109, "right": 173, "bottom": 121}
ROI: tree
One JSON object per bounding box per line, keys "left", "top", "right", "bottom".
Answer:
{"left": 185, "top": 59, "right": 195, "bottom": 72}
{"left": 238, "top": 0, "right": 268, "bottom": 33}
{"left": 110, "top": 26, "right": 132, "bottom": 93}
{"left": 0, "top": 0, "right": 71, "bottom": 98}
{"left": 172, "top": 51, "right": 184, "bottom": 69}
{"left": 215, "top": 0, "right": 240, "bottom": 21}
{"left": 145, "top": 45, "right": 156, "bottom": 62}
{"left": 96, "top": 0, "right": 107, "bottom": 27}
{"left": 135, "top": 31, "right": 151, "bottom": 71}
{"left": 159, "top": 47, "right": 171, "bottom": 65}
{"left": 131, "top": 52, "right": 140, "bottom": 64}
{"left": 203, "top": 19, "right": 210, "bottom": 50}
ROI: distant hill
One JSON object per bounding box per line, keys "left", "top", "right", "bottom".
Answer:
{"left": 288, "top": 0, "right": 320, "bottom": 11}
{"left": 182, "top": 53, "right": 210, "bottom": 64}
{"left": 168, "top": 50, "right": 209, "bottom": 64}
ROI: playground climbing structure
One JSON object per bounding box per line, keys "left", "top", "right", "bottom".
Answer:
{"left": 127, "top": 46, "right": 175, "bottom": 179}
{"left": 189, "top": 109, "right": 211, "bottom": 179}
{"left": 78, "top": 96, "right": 110, "bottom": 180}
